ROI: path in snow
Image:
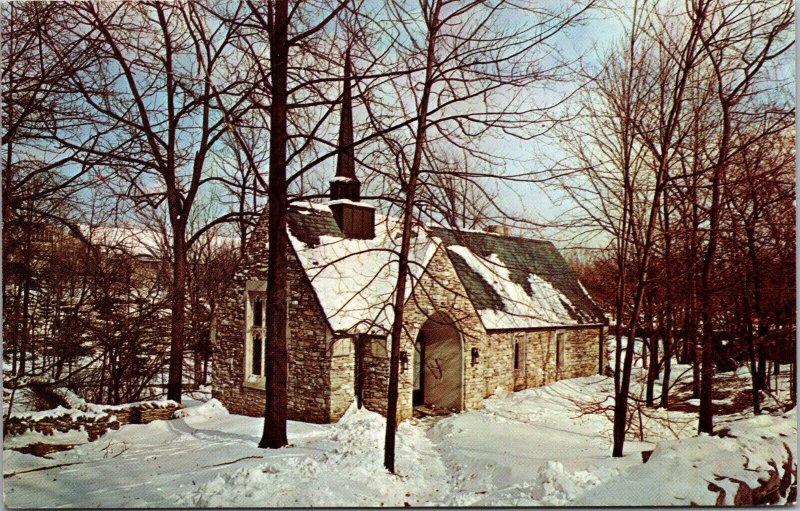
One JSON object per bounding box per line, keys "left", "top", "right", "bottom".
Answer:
{"left": 4, "top": 370, "right": 794, "bottom": 507}
{"left": 423, "top": 377, "right": 648, "bottom": 505}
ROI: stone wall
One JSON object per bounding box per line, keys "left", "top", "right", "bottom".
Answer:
{"left": 401, "top": 245, "right": 490, "bottom": 418}
{"left": 348, "top": 245, "right": 485, "bottom": 421}
{"left": 5, "top": 413, "right": 119, "bottom": 442}
{"left": 329, "top": 337, "right": 355, "bottom": 421}
{"left": 510, "top": 327, "right": 604, "bottom": 389}
{"left": 479, "top": 328, "right": 602, "bottom": 395}
{"left": 211, "top": 214, "right": 335, "bottom": 423}
{"left": 360, "top": 336, "right": 391, "bottom": 416}
{"left": 522, "top": 331, "right": 555, "bottom": 387}
{"left": 482, "top": 331, "right": 514, "bottom": 396}
{"left": 4, "top": 402, "right": 183, "bottom": 442}
{"left": 560, "top": 327, "right": 605, "bottom": 379}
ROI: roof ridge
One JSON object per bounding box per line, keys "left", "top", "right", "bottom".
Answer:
{"left": 428, "top": 224, "right": 552, "bottom": 245}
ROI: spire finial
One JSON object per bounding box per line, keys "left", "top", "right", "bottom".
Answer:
{"left": 335, "top": 48, "right": 356, "bottom": 180}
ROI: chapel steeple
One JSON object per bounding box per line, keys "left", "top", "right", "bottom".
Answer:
{"left": 330, "top": 49, "right": 361, "bottom": 201}
{"left": 328, "top": 49, "right": 375, "bottom": 239}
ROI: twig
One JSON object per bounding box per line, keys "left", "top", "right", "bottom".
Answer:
{"left": 4, "top": 462, "right": 82, "bottom": 479}
{"left": 202, "top": 455, "right": 262, "bottom": 468}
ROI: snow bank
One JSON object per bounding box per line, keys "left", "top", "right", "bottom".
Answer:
{"left": 5, "top": 388, "right": 184, "bottom": 447}
{"left": 468, "top": 460, "right": 614, "bottom": 506}
{"left": 5, "top": 372, "right": 794, "bottom": 508}
{"left": 180, "top": 407, "right": 446, "bottom": 507}
{"left": 3, "top": 428, "right": 90, "bottom": 449}
{"left": 7, "top": 406, "right": 107, "bottom": 422}
{"left": 56, "top": 388, "right": 179, "bottom": 413}
{"left": 174, "top": 398, "right": 229, "bottom": 419}
{"left": 425, "top": 376, "right": 642, "bottom": 506}
{"left": 3, "top": 386, "right": 40, "bottom": 415}
{"left": 575, "top": 409, "right": 797, "bottom": 506}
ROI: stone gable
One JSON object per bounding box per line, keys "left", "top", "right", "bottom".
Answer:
{"left": 212, "top": 214, "right": 343, "bottom": 423}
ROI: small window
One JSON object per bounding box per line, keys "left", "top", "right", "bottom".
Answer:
{"left": 556, "top": 333, "right": 566, "bottom": 369}
{"left": 246, "top": 289, "right": 267, "bottom": 379}
{"left": 253, "top": 296, "right": 263, "bottom": 327}
{"left": 252, "top": 332, "right": 263, "bottom": 375}
{"left": 513, "top": 339, "right": 521, "bottom": 370}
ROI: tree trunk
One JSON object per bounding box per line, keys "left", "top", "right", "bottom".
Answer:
{"left": 194, "top": 350, "right": 203, "bottom": 388}
{"left": 384, "top": 210, "right": 414, "bottom": 473}
{"left": 757, "top": 340, "right": 768, "bottom": 391}
{"left": 660, "top": 172, "right": 673, "bottom": 409}
{"left": 167, "top": 234, "right": 187, "bottom": 403}
{"left": 385, "top": 1, "right": 440, "bottom": 472}
{"left": 646, "top": 328, "right": 658, "bottom": 407}
{"left": 688, "top": 162, "right": 701, "bottom": 399}
{"left": 749, "top": 337, "right": 761, "bottom": 414}
{"left": 259, "top": 0, "right": 290, "bottom": 450}
{"left": 613, "top": 179, "right": 667, "bottom": 457}
{"left": 641, "top": 331, "right": 648, "bottom": 370}
{"left": 698, "top": 105, "right": 729, "bottom": 435}
{"left": 3, "top": 57, "right": 16, "bottom": 376}
{"left": 355, "top": 335, "right": 364, "bottom": 409}
{"left": 18, "top": 271, "right": 31, "bottom": 377}
{"left": 660, "top": 321, "right": 672, "bottom": 408}
{"left": 742, "top": 269, "right": 761, "bottom": 414}
{"left": 790, "top": 355, "right": 796, "bottom": 408}
{"left": 98, "top": 351, "right": 108, "bottom": 404}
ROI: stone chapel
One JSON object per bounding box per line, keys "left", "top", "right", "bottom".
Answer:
{"left": 211, "top": 55, "right": 608, "bottom": 423}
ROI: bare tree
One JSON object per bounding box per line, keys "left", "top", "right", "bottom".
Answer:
{"left": 2, "top": 2, "right": 105, "bottom": 374}
{"left": 416, "top": 151, "right": 497, "bottom": 231}
{"left": 560, "top": 0, "right": 793, "bottom": 453}
{"left": 692, "top": 0, "right": 793, "bottom": 434}
{"left": 234, "top": 0, "right": 350, "bottom": 449}
{"left": 52, "top": 1, "right": 256, "bottom": 402}
{"left": 555, "top": 1, "right": 649, "bottom": 394}
{"left": 727, "top": 123, "right": 795, "bottom": 414}
{"left": 366, "top": 0, "right": 597, "bottom": 472}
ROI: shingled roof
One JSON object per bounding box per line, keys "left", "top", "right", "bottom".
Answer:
{"left": 285, "top": 202, "right": 604, "bottom": 334}
{"left": 429, "top": 227, "right": 606, "bottom": 330}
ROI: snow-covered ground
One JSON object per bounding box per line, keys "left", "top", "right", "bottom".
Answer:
{"left": 3, "top": 371, "right": 796, "bottom": 507}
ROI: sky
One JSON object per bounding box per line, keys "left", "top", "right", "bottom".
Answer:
{"left": 32, "top": 1, "right": 793, "bottom": 257}
{"left": 465, "top": 6, "right": 627, "bottom": 250}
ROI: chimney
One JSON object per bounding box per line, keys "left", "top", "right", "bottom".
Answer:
{"left": 485, "top": 224, "right": 511, "bottom": 236}
{"left": 329, "top": 48, "right": 375, "bottom": 239}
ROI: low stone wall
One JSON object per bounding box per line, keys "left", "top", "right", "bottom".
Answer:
{"left": 104, "top": 402, "right": 182, "bottom": 426}
{"left": 4, "top": 401, "right": 183, "bottom": 442}
{"left": 5, "top": 413, "right": 120, "bottom": 442}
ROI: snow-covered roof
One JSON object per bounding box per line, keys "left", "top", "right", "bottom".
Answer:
{"left": 79, "top": 225, "right": 239, "bottom": 260}
{"left": 287, "top": 203, "right": 438, "bottom": 334}
{"left": 429, "top": 228, "right": 605, "bottom": 330}
{"left": 286, "top": 203, "right": 604, "bottom": 334}
{"left": 84, "top": 225, "right": 166, "bottom": 259}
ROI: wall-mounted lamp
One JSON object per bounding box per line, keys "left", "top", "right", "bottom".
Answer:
{"left": 471, "top": 347, "right": 480, "bottom": 366}
{"left": 400, "top": 350, "right": 408, "bottom": 372}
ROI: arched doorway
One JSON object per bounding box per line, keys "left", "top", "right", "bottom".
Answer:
{"left": 412, "top": 312, "right": 463, "bottom": 412}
